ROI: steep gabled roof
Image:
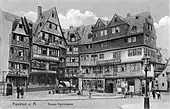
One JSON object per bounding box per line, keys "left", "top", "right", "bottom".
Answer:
{"left": 63, "top": 26, "right": 82, "bottom": 41}
{"left": 33, "top": 6, "right": 67, "bottom": 45}
{"left": 92, "top": 18, "right": 108, "bottom": 31}
{"left": 107, "top": 13, "right": 128, "bottom": 27}
{"left": 33, "top": 7, "right": 53, "bottom": 35}
{"left": 124, "top": 11, "right": 152, "bottom": 33}
{"left": 78, "top": 25, "right": 93, "bottom": 44}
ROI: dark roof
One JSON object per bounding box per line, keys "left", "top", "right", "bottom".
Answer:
{"left": 78, "top": 25, "right": 93, "bottom": 44}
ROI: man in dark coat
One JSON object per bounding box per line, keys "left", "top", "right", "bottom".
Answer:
{"left": 152, "top": 90, "right": 156, "bottom": 99}
{"left": 16, "top": 86, "right": 20, "bottom": 99}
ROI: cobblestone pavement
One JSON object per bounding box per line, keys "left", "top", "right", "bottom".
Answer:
{"left": 0, "top": 91, "right": 169, "bottom": 109}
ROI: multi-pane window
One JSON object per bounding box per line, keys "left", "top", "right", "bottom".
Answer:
{"left": 112, "top": 27, "right": 120, "bottom": 34}
{"left": 49, "top": 49, "right": 59, "bottom": 57}
{"left": 137, "top": 48, "right": 142, "bottom": 55}
{"left": 71, "top": 57, "right": 75, "bottom": 62}
{"left": 104, "top": 30, "right": 107, "bottom": 35}
{"left": 115, "top": 27, "right": 120, "bottom": 33}
{"left": 100, "top": 30, "right": 104, "bottom": 36}
{"left": 37, "top": 46, "right": 41, "bottom": 54}
{"left": 128, "top": 37, "right": 132, "bottom": 43}
{"left": 101, "top": 42, "right": 107, "bottom": 48}
{"left": 113, "top": 65, "right": 118, "bottom": 72}
{"left": 104, "top": 66, "right": 109, "bottom": 73}
{"left": 42, "top": 48, "right": 47, "bottom": 55}
{"left": 91, "top": 54, "right": 98, "bottom": 61}
{"left": 132, "top": 37, "right": 136, "bottom": 42}
{"left": 126, "top": 37, "right": 137, "bottom": 43}
{"left": 16, "top": 35, "right": 20, "bottom": 41}
{"left": 128, "top": 48, "right": 142, "bottom": 57}
{"left": 81, "top": 55, "right": 89, "bottom": 61}
{"left": 112, "top": 27, "right": 115, "bottom": 34}
{"left": 18, "top": 50, "right": 24, "bottom": 56}
{"left": 113, "top": 51, "right": 121, "bottom": 59}
{"left": 73, "top": 47, "right": 78, "bottom": 51}
{"left": 99, "top": 54, "right": 104, "bottom": 59}
{"left": 98, "top": 80, "right": 103, "bottom": 88}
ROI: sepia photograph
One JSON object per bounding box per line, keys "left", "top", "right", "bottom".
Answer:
{"left": 0, "top": 0, "right": 170, "bottom": 109}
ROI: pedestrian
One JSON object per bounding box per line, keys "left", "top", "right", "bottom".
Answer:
{"left": 16, "top": 86, "right": 20, "bottom": 99}
{"left": 20, "top": 87, "right": 24, "bottom": 98}
{"left": 89, "top": 89, "right": 91, "bottom": 98}
{"left": 157, "top": 91, "right": 161, "bottom": 99}
{"left": 152, "top": 90, "right": 156, "bottom": 99}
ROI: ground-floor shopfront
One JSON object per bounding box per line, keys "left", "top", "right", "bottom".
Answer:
{"left": 78, "top": 77, "right": 153, "bottom": 94}
{"left": 6, "top": 71, "right": 28, "bottom": 89}
{"left": 64, "top": 77, "right": 78, "bottom": 88}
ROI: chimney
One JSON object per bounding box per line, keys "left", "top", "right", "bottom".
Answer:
{"left": 37, "top": 6, "right": 42, "bottom": 18}
{"left": 127, "top": 13, "right": 131, "bottom": 17}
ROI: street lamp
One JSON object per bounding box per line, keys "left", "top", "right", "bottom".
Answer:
{"left": 142, "top": 53, "right": 151, "bottom": 109}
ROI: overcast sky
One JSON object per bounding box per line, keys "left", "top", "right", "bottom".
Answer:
{"left": 0, "top": 0, "right": 170, "bottom": 58}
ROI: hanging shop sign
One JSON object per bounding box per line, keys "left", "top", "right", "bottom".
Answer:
{"left": 96, "top": 59, "right": 121, "bottom": 65}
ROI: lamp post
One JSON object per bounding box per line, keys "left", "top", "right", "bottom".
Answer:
{"left": 142, "top": 53, "right": 151, "bottom": 109}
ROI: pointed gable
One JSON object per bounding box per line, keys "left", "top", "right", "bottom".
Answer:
{"left": 35, "top": 7, "right": 63, "bottom": 38}
{"left": 125, "top": 11, "right": 152, "bottom": 34}
{"left": 92, "top": 18, "right": 107, "bottom": 31}
{"left": 13, "top": 18, "right": 27, "bottom": 35}
{"left": 107, "top": 13, "right": 127, "bottom": 27}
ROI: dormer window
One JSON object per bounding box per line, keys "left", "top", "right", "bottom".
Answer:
{"left": 115, "top": 17, "right": 117, "bottom": 22}
{"left": 52, "top": 13, "right": 55, "bottom": 18}
{"left": 70, "top": 34, "right": 76, "bottom": 42}
{"left": 19, "top": 24, "right": 22, "bottom": 28}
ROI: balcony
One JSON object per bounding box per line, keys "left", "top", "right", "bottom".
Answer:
{"left": 33, "top": 54, "right": 59, "bottom": 62}
{"left": 9, "top": 54, "right": 29, "bottom": 63}
{"left": 11, "top": 39, "right": 29, "bottom": 48}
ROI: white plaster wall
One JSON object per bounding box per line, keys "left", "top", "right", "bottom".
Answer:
{"left": 0, "top": 10, "right": 11, "bottom": 81}
{"left": 142, "top": 64, "right": 154, "bottom": 77}
{"left": 121, "top": 48, "right": 144, "bottom": 62}
{"left": 157, "top": 70, "right": 167, "bottom": 91}
{"left": 96, "top": 47, "right": 144, "bottom": 62}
